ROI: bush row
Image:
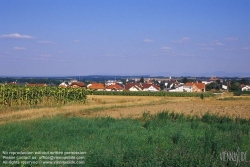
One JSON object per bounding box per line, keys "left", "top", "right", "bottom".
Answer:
{"left": 88, "top": 90, "right": 215, "bottom": 97}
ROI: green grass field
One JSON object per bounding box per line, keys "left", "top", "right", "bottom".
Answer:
{"left": 0, "top": 111, "right": 249, "bottom": 167}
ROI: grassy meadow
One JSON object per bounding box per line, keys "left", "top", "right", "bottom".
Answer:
{"left": 0, "top": 111, "right": 249, "bottom": 167}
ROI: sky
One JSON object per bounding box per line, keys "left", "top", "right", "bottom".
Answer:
{"left": 0, "top": 0, "right": 250, "bottom": 76}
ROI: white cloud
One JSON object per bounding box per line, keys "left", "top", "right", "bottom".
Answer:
{"left": 215, "top": 42, "right": 224, "bottom": 46}
{"left": 14, "top": 47, "right": 26, "bottom": 50}
{"left": 57, "top": 51, "right": 65, "bottom": 54}
{"left": 160, "top": 45, "right": 196, "bottom": 57}
{"left": 40, "top": 54, "right": 51, "bottom": 57}
{"left": 144, "top": 39, "right": 154, "bottom": 43}
{"left": 225, "top": 37, "right": 238, "bottom": 41}
{"left": 161, "top": 46, "right": 173, "bottom": 54}
{"left": 103, "top": 54, "right": 125, "bottom": 58}
{"left": 38, "top": 40, "right": 55, "bottom": 44}
{"left": 1, "top": 33, "right": 34, "bottom": 39}
{"left": 161, "top": 46, "right": 172, "bottom": 52}
{"left": 178, "top": 53, "right": 195, "bottom": 57}
{"left": 213, "top": 40, "right": 224, "bottom": 46}
{"left": 32, "top": 54, "right": 51, "bottom": 61}
{"left": 242, "top": 47, "right": 250, "bottom": 50}
{"left": 198, "top": 40, "right": 224, "bottom": 49}
{"left": 172, "top": 37, "right": 190, "bottom": 43}
{"left": 200, "top": 47, "right": 214, "bottom": 51}
{"left": 73, "top": 40, "right": 80, "bottom": 43}
{"left": 197, "top": 44, "right": 207, "bottom": 47}
{"left": 225, "top": 48, "right": 236, "bottom": 52}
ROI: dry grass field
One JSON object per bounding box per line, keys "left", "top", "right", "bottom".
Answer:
{"left": 0, "top": 93, "right": 249, "bottom": 124}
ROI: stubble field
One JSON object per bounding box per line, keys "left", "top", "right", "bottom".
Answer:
{"left": 1, "top": 93, "right": 249, "bottom": 124}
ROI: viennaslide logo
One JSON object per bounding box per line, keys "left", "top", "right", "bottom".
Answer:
{"left": 220, "top": 147, "right": 247, "bottom": 166}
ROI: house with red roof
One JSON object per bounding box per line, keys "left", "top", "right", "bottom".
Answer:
{"left": 209, "top": 76, "right": 222, "bottom": 83}
{"left": 125, "top": 83, "right": 143, "bottom": 91}
{"left": 105, "top": 83, "right": 124, "bottom": 91}
{"left": 69, "top": 82, "right": 86, "bottom": 88}
{"left": 87, "top": 83, "right": 105, "bottom": 91}
{"left": 142, "top": 83, "right": 160, "bottom": 91}
{"left": 125, "top": 83, "right": 160, "bottom": 91}
{"left": 185, "top": 82, "right": 205, "bottom": 92}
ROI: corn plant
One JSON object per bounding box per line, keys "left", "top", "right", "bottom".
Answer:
{"left": 0, "top": 85, "right": 88, "bottom": 107}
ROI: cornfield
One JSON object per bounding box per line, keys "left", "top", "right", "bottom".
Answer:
{"left": 0, "top": 85, "right": 87, "bottom": 106}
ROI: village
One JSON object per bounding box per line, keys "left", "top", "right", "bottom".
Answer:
{"left": 3, "top": 76, "right": 250, "bottom": 93}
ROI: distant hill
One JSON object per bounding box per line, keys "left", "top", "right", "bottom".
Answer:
{"left": 148, "top": 71, "right": 250, "bottom": 77}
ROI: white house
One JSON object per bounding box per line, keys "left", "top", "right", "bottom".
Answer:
{"left": 222, "top": 85, "right": 228, "bottom": 90}
{"left": 169, "top": 86, "right": 184, "bottom": 92}
{"left": 142, "top": 84, "right": 160, "bottom": 91}
{"left": 59, "top": 82, "right": 68, "bottom": 88}
{"left": 129, "top": 85, "right": 142, "bottom": 91}
{"left": 125, "top": 83, "right": 159, "bottom": 91}
{"left": 183, "top": 85, "right": 193, "bottom": 92}
{"left": 169, "top": 83, "right": 174, "bottom": 89}
{"left": 242, "top": 85, "right": 250, "bottom": 91}
{"left": 202, "top": 81, "right": 212, "bottom": 85}
{"left": 169, "top": 85, "right": 192, "bottom": 92}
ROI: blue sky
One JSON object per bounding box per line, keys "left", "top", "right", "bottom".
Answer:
{"left": 1, "top": 0, "right": 250, "bottom": 76}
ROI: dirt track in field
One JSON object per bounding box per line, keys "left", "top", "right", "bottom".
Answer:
{"left": 0, "top": 95, "right": 249, "bottom": 124}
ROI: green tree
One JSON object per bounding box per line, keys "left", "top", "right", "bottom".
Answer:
{"left": 230, "top": 82, "right": 240, "bottom": 91}
{"left": 240, "top": 78, "right": 250, "bottom": 85}
{"left": 140, "top": 77, "right": 144, "bottom": 83}
{"left": 206, "top": 82, "right": 219, "bottom": 91}
{"left": 160, "top": 81, "right": 165, "bottom": 90}
{"left": 182, "top": 77, "right": 188, "bottom": 84}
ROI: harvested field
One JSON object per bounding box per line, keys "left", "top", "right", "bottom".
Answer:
{"left": 86, "top": 95, "right": 250, "bottom": 119}
{"left": 0, "top": 94, "right": 250, "bottom": 124}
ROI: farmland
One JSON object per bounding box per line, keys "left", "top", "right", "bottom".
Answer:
{"left": 0, "top": 93, "right": 249, "bottom": 166}
{"left": 0, "top": 93, "right": 250, "bottom": 125}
